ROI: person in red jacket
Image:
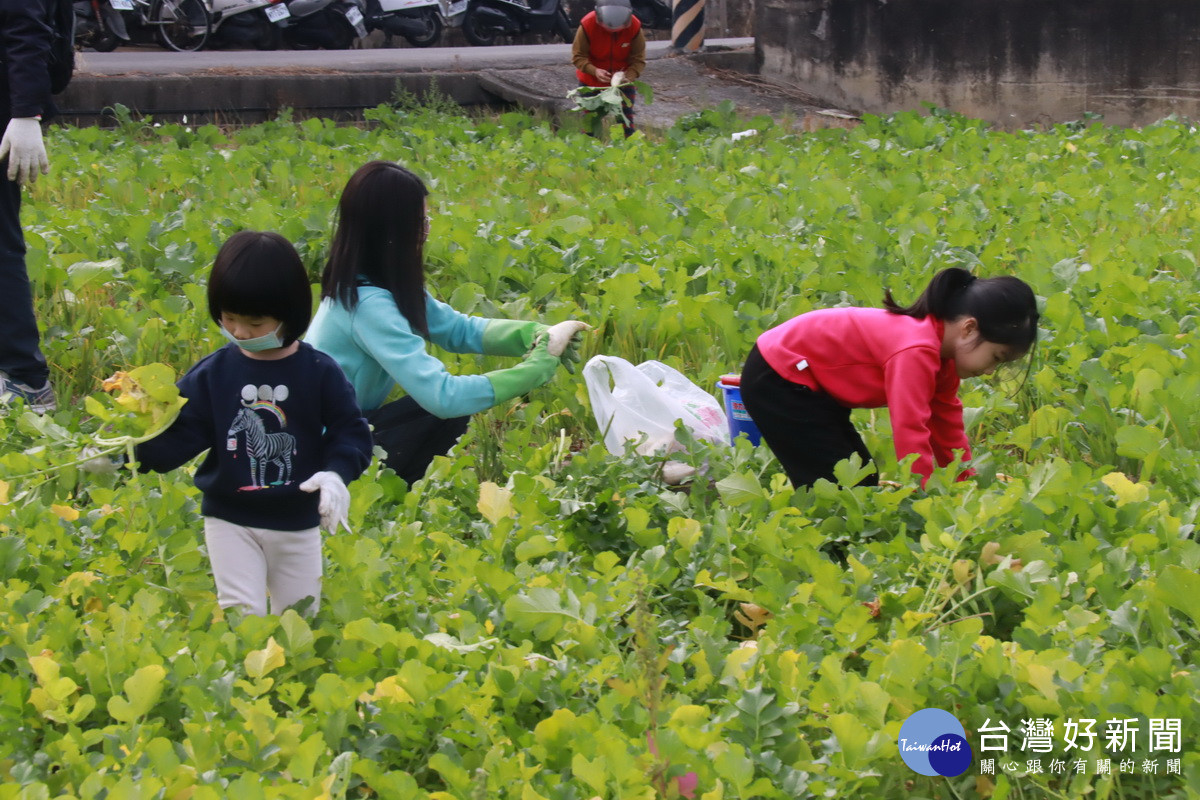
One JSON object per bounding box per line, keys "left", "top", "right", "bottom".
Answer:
{"left": 741, "top": 268, "right": 1039, "bottom": 489}
{"left": 572, "top": 0, "right": 646, "bottom": 137}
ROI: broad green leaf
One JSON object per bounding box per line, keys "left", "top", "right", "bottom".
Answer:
{"left": 107, "top": 664, "right": 166, "bottom": 722}
{"left": 829, "top": 713, "right": 871, "bottom": 768}
{"left": 1114, "top": 425, "right": 1163, "bottom": 459}
{"left": 1156, "top": 566, "right": 1200, "bottom": 627}
{"left": 716, "top": 472, "right": 765, "bottom": 505}
{"left": 279, "top": 609, "right": 314, "bottom": 653}
{"left": 342, "top": 618, "right": 402, "bottom": 649}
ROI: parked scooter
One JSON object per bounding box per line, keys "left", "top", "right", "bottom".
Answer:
{"left": 74, "top": 0, "right": 131, "bottom": 52}
{"left": 439, "top": 0, "right": 468, "bottom": 32}
{"left": 364, "top": 0, "right": 443, "bottom": 47}
{"left": 461, "top": 0, "right": 571, "bottom": 47}
{"left": 208, "top": 0, "right": 288, "bottom": 49}
{"left": 276, "top": 0, "right": 368, "bottom": 50}
{"left": 630, "top": 0, "right": 671, "bottom": 30}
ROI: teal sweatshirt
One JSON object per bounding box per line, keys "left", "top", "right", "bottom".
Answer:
{"left": 307, "top": 288, "right": 501, "bottom": 418}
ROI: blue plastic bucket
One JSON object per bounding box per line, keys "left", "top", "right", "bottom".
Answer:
{"left": 717, "top": 374, "right": 761, "bottom": 446}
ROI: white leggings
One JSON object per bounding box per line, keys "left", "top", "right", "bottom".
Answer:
{"left": 203, "top": 517, "right": 322, "bottom": 617}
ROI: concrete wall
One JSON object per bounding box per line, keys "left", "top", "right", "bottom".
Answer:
{"left": 757, "top": 0, "right": 1200, "bottom": 128}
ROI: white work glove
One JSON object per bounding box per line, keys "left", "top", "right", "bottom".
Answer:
{"left": 610, "top": 71, "right": 626, "bottom": 87}
{"left": 541, "top": 320, "right": 591, "bottom": 373}
{"left": 299, "top": 471, "right": 352, "bottom": 534}
{"left": 0, "top": 118, "right": 48, "bottom": 184}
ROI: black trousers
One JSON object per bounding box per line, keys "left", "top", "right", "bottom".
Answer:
{"left": 364, "top": 396, "right": 470, "bottom": 486}
{"left": 0, "top": 173, "right": 47, "bottom": 386}
{"left": 739, "top": 345, "right": 879, "bottom": 488}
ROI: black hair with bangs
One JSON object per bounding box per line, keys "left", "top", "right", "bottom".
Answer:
{"left": 207, "top": 230, "right": 312, "bottom": 346}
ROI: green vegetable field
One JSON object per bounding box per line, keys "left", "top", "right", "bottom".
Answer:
{"left": 1, "top": 101, "right": 1198, "bottom": 799}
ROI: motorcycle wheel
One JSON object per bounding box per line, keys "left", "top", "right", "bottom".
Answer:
{"left": 154, "top": 0, "right": 211, "bottom": 52}
{"left": 90, "top": 31, "right": 122, "bottom": 52}
{"left": 553, "top": 7, "right": 571, "bottom": 42}
{"left": 403, "top": 9, "right": 443, "bottom": 47}
{"left": 326, "top": 17, "right": 357, "bottom": 50}
{"left": 461, "top": 6, "right": 500, "bottom": 47}
{"left": 255, "top": 18, "right": 282, "bottom": 50}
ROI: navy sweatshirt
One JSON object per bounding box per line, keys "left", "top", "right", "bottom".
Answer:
{"left": 135, "top": 342, "right": 373, "bottom": 531}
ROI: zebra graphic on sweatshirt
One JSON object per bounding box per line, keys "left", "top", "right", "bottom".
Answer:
{"left": 227, "top": 402, "right": 297, "bottom": 489}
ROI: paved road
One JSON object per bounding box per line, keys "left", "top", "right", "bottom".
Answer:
{"left": 77, "top": 38, "right": 754, "bottom": 75}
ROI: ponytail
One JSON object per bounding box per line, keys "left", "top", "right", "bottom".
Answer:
{"left": 884, "top": 267, "right": 1039, "bottom": 353}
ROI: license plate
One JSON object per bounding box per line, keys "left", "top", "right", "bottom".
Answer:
{"left": 265, "top": 4, "right": 290, "bottom": 22}
{"left": 345, "top": 6, "right": 363, "bottom": 25}
{"left": 110, "top": 0, "right": 134, "bottom": 9}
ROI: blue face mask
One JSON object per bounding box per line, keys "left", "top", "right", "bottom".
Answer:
{"left": 221, "top": 322, "right": 284, "bottom": 352}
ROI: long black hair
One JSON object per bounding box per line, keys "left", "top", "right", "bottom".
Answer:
{"left": 320, "top": 161, "right": 430, "bottom": 337}
{"left": 209, "top": 231, "right": 311, "bottom": 346}
{"left": 884, "top": 267, "right": 1039, "bottom": 354}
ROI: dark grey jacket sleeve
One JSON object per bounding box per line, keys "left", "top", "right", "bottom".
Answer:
{"left": 0, "top": 0, "right": 52, "bottom": 119}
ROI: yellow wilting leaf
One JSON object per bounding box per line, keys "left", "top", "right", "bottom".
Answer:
{"left": 370, "top": 675, "right": 415, "bottom": 704}
{"left": 50, "top": 505, "right": 79, "bottom": 522}
{"left": 478, "top": 481, "right": 514, "bottom": 525}
{"left": 244, "top": 637, "right": 286, "bottom": 679}
{"left": 61, "top": 572, "right": 102, "bottom": 605}
{"left": 1024, "top": 662, "right": 1058, "bottom": 701}
{"left": 522, "top": 785, "right": 552, "bottom": 800}
{"left": 980, "top": 542, "right": 1023, "bottom": 572}
{"left": 0, "top": 479, "right": 9, "bottom": 504}
{"left": 101, "top": 371, "right": 129, "bottom": 393}
{"left": 1101, "top": 471, "right": 1149, "bottom": 506}
{"left": 62, "top": 571, "right": 101, "bottom": 589}
{"left": 733, "top": 602, "right": 773, "bottom": 637}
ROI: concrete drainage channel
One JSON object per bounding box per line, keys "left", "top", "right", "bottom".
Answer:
{"left": 54, "top": 40, "right": 772, "bottom": 129}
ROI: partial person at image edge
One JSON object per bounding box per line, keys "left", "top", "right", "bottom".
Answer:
{"left": 0, "top": 1, "right": 57, "bottom": 414}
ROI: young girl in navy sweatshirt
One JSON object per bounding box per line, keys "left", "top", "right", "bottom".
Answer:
{"left": 135, "top": 231, "right": 373, "bottom": 616}
{"left": 741, "top": 267, "right": 1039, "bottom": 489}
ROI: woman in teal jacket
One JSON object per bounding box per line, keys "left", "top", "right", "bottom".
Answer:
{"left": 307, "top": 161, "right": 587, "bottom": 484}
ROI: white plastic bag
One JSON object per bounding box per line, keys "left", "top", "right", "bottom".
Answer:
{"left": 583, "top": 355, "right": 728, "bottom": 456}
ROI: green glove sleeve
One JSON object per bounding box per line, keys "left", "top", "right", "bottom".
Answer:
{"left": 485, "top": 337, "right": 560, "bottom": 403}
{"left": 481, "top": 319, "right": 549, "bottom": 357}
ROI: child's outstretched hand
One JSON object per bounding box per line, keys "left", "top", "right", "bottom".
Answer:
{"left": 300, "top": 471, "right": 352, "bottom": 534}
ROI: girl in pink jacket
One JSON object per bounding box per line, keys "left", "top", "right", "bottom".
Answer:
{"left": 741, "top": 267, "right": 1038, "bottom": 488}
